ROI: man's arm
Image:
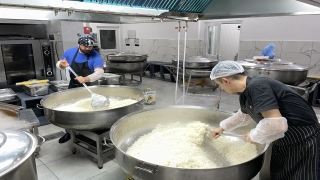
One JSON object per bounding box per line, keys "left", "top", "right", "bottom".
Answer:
{"left": 210, "top": 109, "right": 253, "bottom": 138}
{"left": 56, "top": 58, "right": 69, "bottom": 70}
{"left": 246, "top": 109, "right": 288, "bottom": 144}
{"left": 76, "top": 67, "right": 104, "bottom": 83}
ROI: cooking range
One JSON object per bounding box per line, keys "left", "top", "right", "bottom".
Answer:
{"left": 166, "top": 56, "right": 219, "bottom": 93}
{"left": 106, "top": 52, "right": 148, "bottom": 85}
{"left": 70, "top": 129, "right": 114, "bottom": 169}
{"left": 40, "top": 85, "right": 145, "bottom": 169}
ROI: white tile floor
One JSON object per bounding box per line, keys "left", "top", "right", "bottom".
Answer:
{"left": 35, "top": 76, "right": 320, "bottom": 180}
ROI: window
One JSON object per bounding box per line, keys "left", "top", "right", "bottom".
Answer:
{"left": 97, "top": 27, "right": 120, "bottom": 52}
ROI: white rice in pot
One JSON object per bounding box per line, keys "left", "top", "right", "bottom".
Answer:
{"left": 126, "top": 121, "right": 258, "bottom": 169}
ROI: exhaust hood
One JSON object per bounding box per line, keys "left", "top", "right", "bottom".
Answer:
{"left": 200, "top": 0, "right": 320, "bottom": 20}
{"left": 0, "top": 0, "right": 320, "bottom": 23}
{"left": 297, "top": 0, "right": 320, "bottom": 8}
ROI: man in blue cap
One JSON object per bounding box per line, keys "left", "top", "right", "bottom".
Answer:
{"left": 56, "top": 33, "right": 104, "bottom": 143}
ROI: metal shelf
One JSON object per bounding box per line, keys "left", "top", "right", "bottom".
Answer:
{"left": 143, "top": 61, "right": 175, "bottom": 82}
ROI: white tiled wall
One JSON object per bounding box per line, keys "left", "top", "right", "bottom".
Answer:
{"left": 239, "top": 41, "right": 320, "bottom": 76}
{"left": 121, "top": 38, "right": 205, "bottom": 62}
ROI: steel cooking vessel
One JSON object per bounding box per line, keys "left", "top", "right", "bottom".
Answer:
{"left": 107, "top": 61, "right": 147, "bottom": 74}
{"left": 40, "top": 85, "right": 144, "bottom": 131}
{"left": 110, "top": 106, "right": 268, "bottom": 180}
{"left": 107, "top": 52, "right": 148, "bottom": 62}
{"left": 175, "top": 68, "right": 212, "bottom": 78}
{"left": 0, "top": 130, "right": 38, "bottom": 180}
{"left": 237, "top": 59, "right": 309, "bottom": 85}
{"left": 172, "top": 56, "right": 218, "bottom": 69}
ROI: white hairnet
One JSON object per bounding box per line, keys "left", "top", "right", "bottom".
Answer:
{"left": 210, "top": 60, "right": 244, "bottom": 80}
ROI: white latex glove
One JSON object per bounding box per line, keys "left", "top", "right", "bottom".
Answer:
{"left": 219, "top": 109, "right": 253, "bottom": 131}
{"left": 249, "top": 117, "right": 288, "bottom": 144}
{"left": 56, "top": 58, "right": 69, "bottom": 70}
{"left": 87, "top": 68, "right": 104, "bottom": 82}
{"left": 56, "top": 60, "right": 63, "bottom": 70}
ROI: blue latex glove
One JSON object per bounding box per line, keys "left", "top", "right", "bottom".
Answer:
{"left": 260, "top": 43, "right": 275, "bottom": 59}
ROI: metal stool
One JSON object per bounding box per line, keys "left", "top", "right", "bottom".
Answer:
{"left": 70, "top": 129, "right": 114, "bottom": 169}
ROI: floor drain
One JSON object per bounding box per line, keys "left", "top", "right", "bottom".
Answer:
{"left": 43, "top": 131, "right": 65, "bottom": 141}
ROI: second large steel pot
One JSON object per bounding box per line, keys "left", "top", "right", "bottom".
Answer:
{"left": 107, "top": 61, "right": 147, "bottom": 73}
{"left": 110, "top": 106, "right": 268, "bottom": 180}
{"left": 107, "top": 52, "right": 148, "bottom": 62}
{"left": 237, "top": 59, "right": 309, "bottom": 85}
{"left": 172, "top": 56, "right": 218, "bottom": 69}
{"left": 40, "top": 85, "right": 144, "bottom": 130}
{"left": 0, "top": 130, "right": 38, "bottom": 180}
{"left": 173, "top": 67, "right": 212, "bottom": 78}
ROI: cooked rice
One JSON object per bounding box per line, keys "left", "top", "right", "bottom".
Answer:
{"left": 126, "top": 121, "right": 258, "bottom": 169}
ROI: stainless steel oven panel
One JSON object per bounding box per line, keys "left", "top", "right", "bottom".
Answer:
{"left": 39, "top": 40, "right": 55, "bottom": 80}
{"left": 0, "top": 40, "right": 55, "bottom": 86}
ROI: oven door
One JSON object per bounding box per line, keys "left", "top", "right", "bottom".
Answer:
{"left": 0, "top": 40, "right": 45, "bottom": 85}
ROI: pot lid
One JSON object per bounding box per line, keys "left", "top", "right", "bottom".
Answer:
{"left": 238, "top": 59, "right": 309, "bottom": 71}
{"left": 0, "top": 132, "right": 5, "bottom": 147}
{"left": 0, "top": 130, "right": 37, "bottom": 176}
{"left": 107, "top": 52, "right": 148, "bottom": 57}
{"left": 172, "top": 56, "right": 218, "bottom": 63}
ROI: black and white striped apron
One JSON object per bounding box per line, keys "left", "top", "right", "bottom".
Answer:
{"left": 242, "top": 106, "right": 320, "bottom": 180}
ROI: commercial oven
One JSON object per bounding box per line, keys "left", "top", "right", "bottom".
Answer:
{"left": 0, "top": 37, "right": 56, "bottom": 91}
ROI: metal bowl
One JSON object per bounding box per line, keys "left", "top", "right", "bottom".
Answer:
{"left": 40, "top": 85, "right": 145, "bottom": 130}
{"left": 110, "top": 106, "right": 268, "bottom": 180}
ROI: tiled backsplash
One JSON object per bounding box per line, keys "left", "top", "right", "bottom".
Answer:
{"left": 120, "top": 38, "right": 206, "bottom": 62}
{"left": 239, "top": 41, "right": 320, "bottom": 77}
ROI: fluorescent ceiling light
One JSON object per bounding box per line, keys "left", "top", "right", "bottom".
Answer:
{"left": 0, "top": 7, "right": 52, "bottom": 20}
{"left": 0, "top": 0, "right": 167, "bottom": 16}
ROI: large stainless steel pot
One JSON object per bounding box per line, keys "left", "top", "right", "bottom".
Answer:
{"left": 40, "top": 85, "right": 144, "bottom": 130}
{"left": 107, "top": 61, "right": 147, "bottom": 73}
{"left": 110, "top": 106, "right": 268, "bottom": 180}
{"left": 237, "top": 59, "right": 309, "bottom": 85}
{"left": 172, "top": 56, "right": 218, "bottom": 69}
{"left": 107, "top": 52, "right": 148, "bottom": 62}
{"left": 0, "top": 130, "right": 38, "bottom": 180}
{"left": 175, "top": 68, "right": 212, "bottom": 78}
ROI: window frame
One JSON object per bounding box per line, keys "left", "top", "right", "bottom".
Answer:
{"left": 97, "top": 26, "right": 120, "bottom": 53}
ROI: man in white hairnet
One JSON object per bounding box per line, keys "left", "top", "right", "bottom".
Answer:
{"left": 210, "top": 60, "right": 320, "bottom": 180}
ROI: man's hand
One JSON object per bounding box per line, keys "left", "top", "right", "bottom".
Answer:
{"left": 59, "top": 58, "right": 69, "bottom": 69}
{"left": 74, "top": 76, "right": 90, "bottom": 84}
{"left": 243, "top": 132, "right": 257, "bottom": 144}
{"left": 210, "top": 127, "right": 224, "bottom": 139}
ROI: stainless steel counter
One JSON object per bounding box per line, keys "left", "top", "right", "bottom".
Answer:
{"left": 9, "top": 108, "right": 44, "bottom": 154}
